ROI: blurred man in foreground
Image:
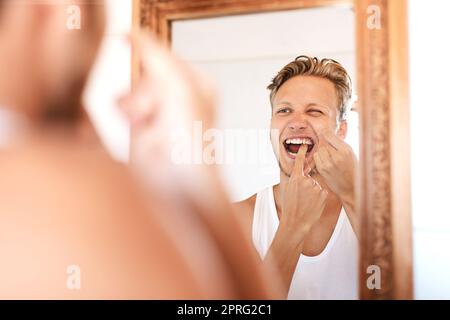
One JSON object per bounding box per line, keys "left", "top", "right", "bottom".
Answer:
{"left": 0, "top": 0, "right": 277, "bottom": 299}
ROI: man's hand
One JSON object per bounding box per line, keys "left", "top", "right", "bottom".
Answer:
{"left": 267, "top": 144, "right": 328, "bottom": 296}
{"left": 313, "top": 128, "right": 357, "bottom": 204}
{"left": 313, "top": 128, "right": 359, "bottom": 236}
{"left": 280, "top": 144, "right": 328, "bottom": 241}
{"left": 118, "top": 32, "right": 217, "bottom": 193}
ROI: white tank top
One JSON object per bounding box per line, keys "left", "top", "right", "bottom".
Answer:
{"left": 252, "top": 185, "right": 359, "bottom": 299}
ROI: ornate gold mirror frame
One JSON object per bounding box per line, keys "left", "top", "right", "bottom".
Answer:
{"left": 132, "top": 0, "right": 413, "bottom": 299}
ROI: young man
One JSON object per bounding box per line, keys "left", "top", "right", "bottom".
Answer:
{"left": 235, "top": 56, "right": 359, "bottom": 299}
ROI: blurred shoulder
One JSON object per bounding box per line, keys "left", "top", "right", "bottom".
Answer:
{"left": 233, "top": 194, "right": 257, "bottom": 214}
{"left": 0, "top": 138, "right": 203, "bottom": 299}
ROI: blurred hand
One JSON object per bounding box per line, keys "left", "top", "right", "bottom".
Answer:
{"left": 118, "top": 32, "right": 217, "bottom": 193}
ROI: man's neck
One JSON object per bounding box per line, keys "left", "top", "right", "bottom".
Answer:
{"left": 0, "top": 45, "right": 46, "bottom": 121}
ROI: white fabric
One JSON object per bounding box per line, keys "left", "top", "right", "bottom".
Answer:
{"left": 252, "top": 185, "right": 359, "bottom": 300}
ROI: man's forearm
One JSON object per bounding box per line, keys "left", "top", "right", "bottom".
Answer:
{"left": 263, "top": 224, "right": 305, "bottom": 299}
{"left": 341, "top": 194, "right": 359, "bottom": 238}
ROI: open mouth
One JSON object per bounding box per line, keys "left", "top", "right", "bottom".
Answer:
{"left": 283, "top": 137, "right": 315, "bottom": 158}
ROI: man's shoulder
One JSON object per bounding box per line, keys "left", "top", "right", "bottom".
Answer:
{"left": 233, "top": 194, "right": 257, "bottom": 214}
{"left": 232, "top": 194, "right": 257, "bottom": 236}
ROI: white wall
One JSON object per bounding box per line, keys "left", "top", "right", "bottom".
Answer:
{"left": 84, "top": 0, "right": 132, "bottom": 162}
{"left": 172, "top": 6, "right": 358, "bottom": 202}
{"left": 409, "top": 0, "right": 450, "bottom": 299}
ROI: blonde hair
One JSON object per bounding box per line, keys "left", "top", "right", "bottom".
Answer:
{"left": 267, "top": 55, "right": 353, "bottom": 121}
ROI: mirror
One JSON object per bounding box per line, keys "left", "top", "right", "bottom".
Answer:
{"left": 134, "top": 0, "right": 412, "bottom": 300}
{"left": 172, "top": 7, "right": 359, "bottom": 300}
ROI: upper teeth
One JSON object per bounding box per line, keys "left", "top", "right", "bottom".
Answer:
{"left": 286, "top": 138, "right": 313, "bottom": 145}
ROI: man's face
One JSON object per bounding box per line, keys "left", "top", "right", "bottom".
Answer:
{"left": 270, "top": 75, "right": 347, "bottom": 177}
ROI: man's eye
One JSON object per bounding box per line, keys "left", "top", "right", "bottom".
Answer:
{"left": 277, "top": 108, "right": 291, "bottom": 114}
{"left": 308, "top": 109, "right": 324, "bottom": 116}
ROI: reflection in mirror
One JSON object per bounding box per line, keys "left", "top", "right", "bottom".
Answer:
{"left": 171, "top": 6, "right": 359, "bottom": 299}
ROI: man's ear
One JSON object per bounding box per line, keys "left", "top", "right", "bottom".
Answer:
{"left": 337, "top": 120, "right": 348, "bottom": 140}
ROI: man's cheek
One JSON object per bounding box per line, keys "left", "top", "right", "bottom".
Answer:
{"left": 316, "top": 139, "right": 328, "bottom": 149}
{"left": 309, "top": 121, "right": 325, "bottom": 137}
{"left": 269, "top": 127, "right": 281, "bottom": 153}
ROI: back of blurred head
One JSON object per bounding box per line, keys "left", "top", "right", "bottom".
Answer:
{"left": 0, "top": 0, "right": 105, "bottom": 125}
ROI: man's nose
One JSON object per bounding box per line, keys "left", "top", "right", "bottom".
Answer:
{"left": 288, "top": 115, "right": 308, "bottom": 130}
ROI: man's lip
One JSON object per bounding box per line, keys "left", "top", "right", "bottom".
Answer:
{"left": 284, "top": 145, "right": 316, "bottom": 160}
